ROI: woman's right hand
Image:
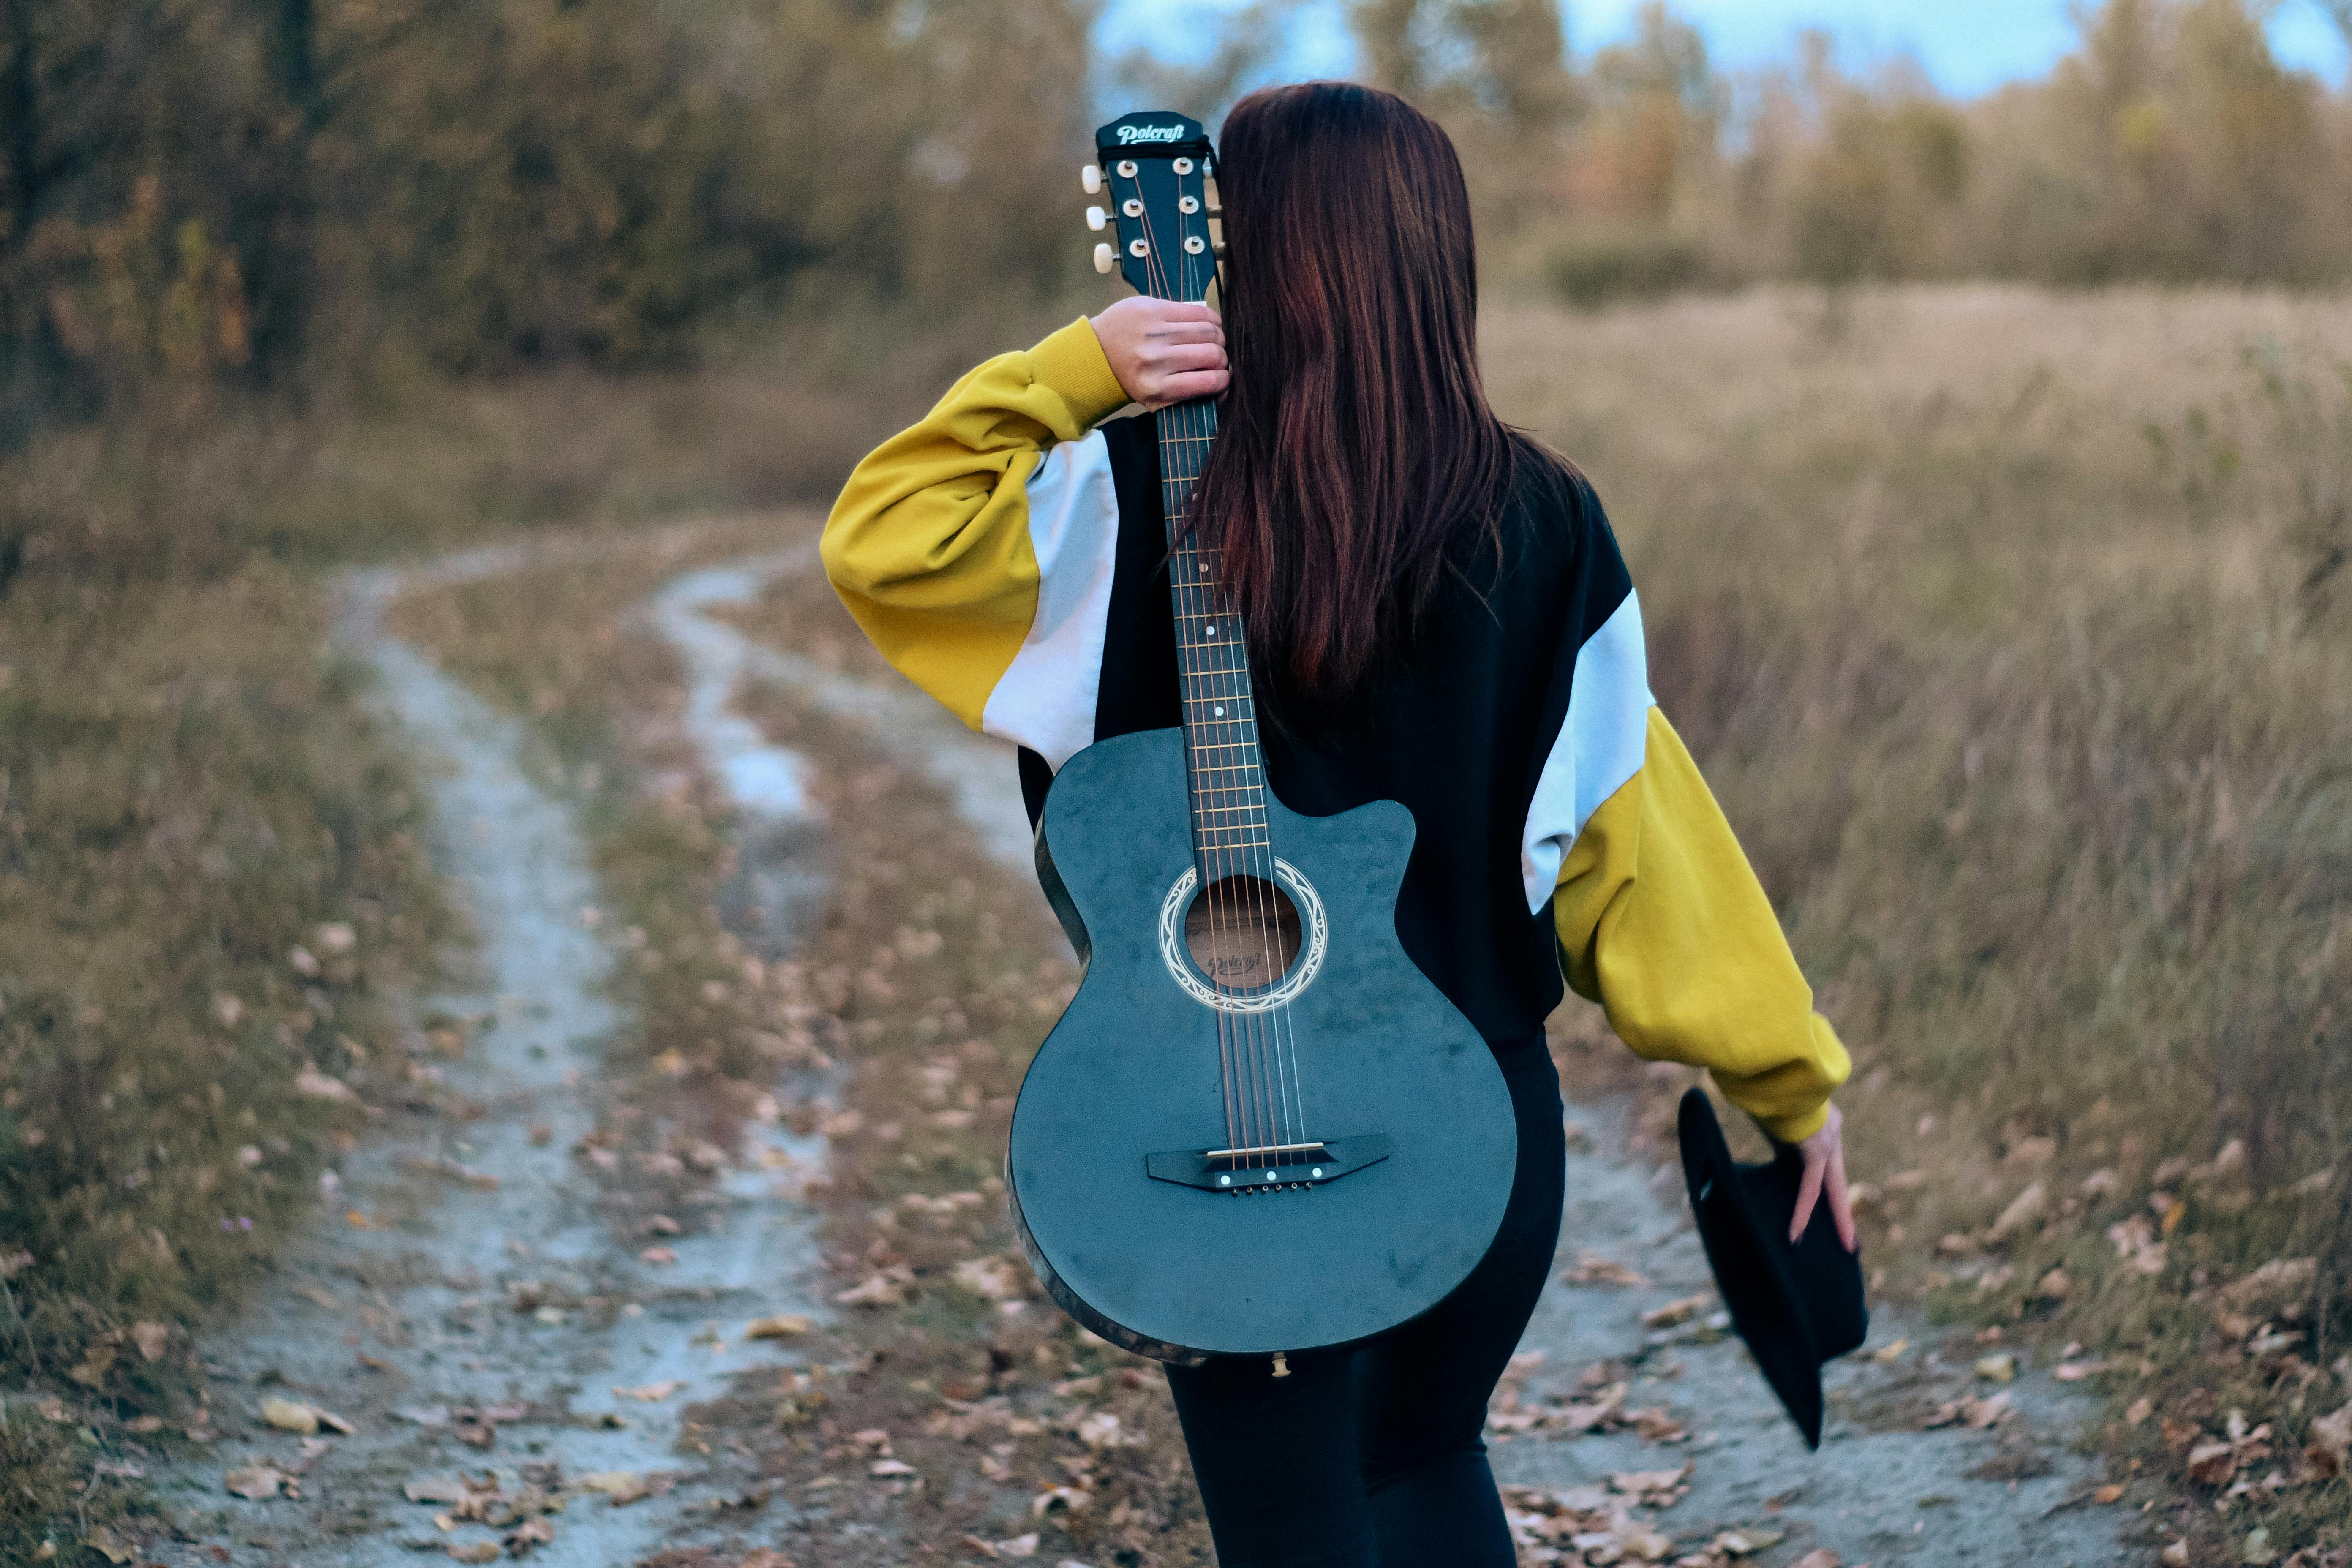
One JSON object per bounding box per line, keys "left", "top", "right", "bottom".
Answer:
{"left": 1090, "top": 298, "right": 1228, "bottom": 411}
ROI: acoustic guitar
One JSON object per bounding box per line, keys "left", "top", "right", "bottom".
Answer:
{"left": 1007, "top": 111, "right": 1518, "bottom": 1368}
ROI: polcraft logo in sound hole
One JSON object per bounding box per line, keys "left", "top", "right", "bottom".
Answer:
{"left": 1158, "top": 860, "right": 1328, "bottom": 1014}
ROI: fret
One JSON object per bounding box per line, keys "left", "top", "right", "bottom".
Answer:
{"left": 1155, "top": 397, "right": 1277, "bottom": 871}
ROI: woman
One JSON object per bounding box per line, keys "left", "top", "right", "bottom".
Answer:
{"left": 823, "top": 82, "right": 1855, "bottom": 1568}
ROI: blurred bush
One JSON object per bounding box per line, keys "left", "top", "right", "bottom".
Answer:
{"left": 0, "top": 0, "right": 1093, "bottom": 436}
{"left": 1546, "top": 229, "right": 1708, "bottom": 309}
{"left": 1362, "top": 1, "right": 2352, "bottom": 297}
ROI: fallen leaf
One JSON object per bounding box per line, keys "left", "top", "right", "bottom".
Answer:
{"left": 1641, "top": 1295, "right": 1709, "bottom": 1330}
{"left": 2221, "top": 1259, "right": 2317, "bottom": 1318}
{"left": 746, "top": 1314, "right": 814, "bottom": 1340}
{"left": 2092, "top": 1483, "right": 2128, "bottom": 1503}
{"left": 611, "top": 1381, "right": 683, "bottom": 1402}
{"left": 1715, "top": 1526, "right": 1785, "bottom": 1555}
{"left": 1075, "top": 1411, "right": 1132, "bottom": 1449}
{"left": 2242, "top": 1524, "right": 2278, "bottom": 1565}
{"left": 131, "top": 1321, "right": 169, "bottom": 1362}
{"left": 1608, "top": 1465, "right": 1694, "bottom": 1505}
{"left": 2305, "top": 1402, "right": 2351, "bottom": 1475}
{"left": 446, "top": 1543, "right": 500, "bottom": 1564}
{"left": 1790, "top": 1553, "right": 1843, "bottom": 1568}
{"left": 405, "top": 1476, "right": 471, "bottom": 1505}
{"left": 738, "top": 1553, "right": 795, "bottom": 1568}
{"left": 638, "top": 1246, "right": 678, "bottom": 1266}
{"left": 294, "top": 1069, "right": 357, "bottom": 1103}
{"left": 1961, "top": 1394, "right": 2012, "bottom": 1428}
{"left": 1633, "top": 1408, "right": 1688, "bottom": 1443}
{"left": 1974, "top": 1354, "right": 2017, "bottom": 1383}
{"left": 1869, "top": 1338, "right": 1909, "bottom": 1364}
{"left": 954, "top": 1255, "right": 1026, "bottom": 1301}
{"left": 223, "top": 1465, "right": 285, "bottom": 1500}
{"left": 1561, "top": 1251, "right": 1650, "bottom": 1288}
{"left": 995, "top": 1537, "right": 1040, "bottom": 1560}
{"left": 2054, "top": 1359, "right": 2107, "bottom": 1382}
{"left": 2125, "top": 1396, "right": 2155, "bottom": 1426}
{"left": 2162, "top": 1542, "right": 2190, "bottom": 1567}
{"left": 86, "top": 1527, "right": 134, "bottom": 1564}
{"left": 834, "top": 1272, "right": 909, "bottom": 1307}
{"left": 2187, "top": 1440, "right": 2238, "bottom": 1485}
{"left": 871, "top": 1459, "right": 917, "bottom": 1476}
{"left": 261, "top": 1397, "right": 320, "bottom": 1435}
{"left": 1031, "top": 1486, "right": 1091, "bottom": 1517}
{"left": 504, "top": 1517, "right": 555, "bottom": 1556}
{"left": 1987, "top": 1181, "right": 2047, "bottom": 1243}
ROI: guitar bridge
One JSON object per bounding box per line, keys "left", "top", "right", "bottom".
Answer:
{"left": 1144, "top": 1134, "right": 1390, "bottom": 1192}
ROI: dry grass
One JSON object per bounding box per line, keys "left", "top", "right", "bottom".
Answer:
{"left": 0, "top": 557, "right": 444, "bottom": 1559}
{"left": 8, "top": 280, "right": 2348, "bottom": 1563}
{"left": 1490, "top": 284, "right": 2352, "bottom": 1560}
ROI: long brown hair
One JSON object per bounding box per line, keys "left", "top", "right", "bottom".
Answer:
{"left": 1196, "top": 82, "right": 1540, "bottom": 699}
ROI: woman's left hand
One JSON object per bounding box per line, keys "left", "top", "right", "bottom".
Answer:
{"left": 1788, "top": 1102, "right": 1858, "bottom": 1252}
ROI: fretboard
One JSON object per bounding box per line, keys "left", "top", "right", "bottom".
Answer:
{"left": 1157, "top": 396, "right": 1269, "bottom": 871}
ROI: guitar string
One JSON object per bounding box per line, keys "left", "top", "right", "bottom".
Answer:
{"left": 1141, "top": 154, "right": 1317, "bottom": 1172}
{"left": 1169, "top": 187, "right": 1298, "bottom": 1166}
{"left": 1139, "top": 188, "right": 1258, "bottom": 1164}
{"left": 1151, "top": 190, "right": 1278, "bottom": 1168}
{"left": 1181, "top": 185, "right": 1309, "bottom": 1161}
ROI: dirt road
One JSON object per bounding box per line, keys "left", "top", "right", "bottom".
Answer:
{"left": 146, "top": 534, "right": 2134, "bottom": 1567}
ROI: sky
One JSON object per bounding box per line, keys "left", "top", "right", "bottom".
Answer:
{"left": 1097, "top": 0, "right": 2352, "bottom": 100}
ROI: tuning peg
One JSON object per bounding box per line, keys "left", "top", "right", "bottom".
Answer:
{"left": 1086, "top": 206, "right": 1108, "bottom": 232}
{"left": 1094, "top": 242, "right": 1116, "bottom": 275}
{"left": 1208, "top": 202, "right": 1223, "bottom": 217}
{"left": 1081, "top": 164, "right": 1102, "bottom": 195}
{"left": 1213, "top": 240, "right": 1228, "bottom": 258}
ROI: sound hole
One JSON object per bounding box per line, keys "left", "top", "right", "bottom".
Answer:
{"left": 1183, "top": 875, "right": 1302, "bottom": 992}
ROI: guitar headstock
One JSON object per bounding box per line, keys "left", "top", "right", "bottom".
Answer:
{"left": 1083, "top": 111, "right": 1222, "bottom": 305}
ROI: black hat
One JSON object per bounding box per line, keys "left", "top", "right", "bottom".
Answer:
{"left": 1675, "top": 1088, "right": 1868, "bottom": 1450}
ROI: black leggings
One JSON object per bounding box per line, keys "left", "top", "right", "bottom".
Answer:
{"left": 1163, "top": 1038, "right": 1566, "bottom": 1568}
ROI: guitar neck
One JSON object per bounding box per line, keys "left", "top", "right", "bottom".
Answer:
{"left": 1157, "top": 397, "right": 1269, "bottom": 871}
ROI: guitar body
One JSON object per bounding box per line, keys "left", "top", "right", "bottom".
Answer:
{"left": 1009, "top": 728, "right": 1517, "bottom": 1363}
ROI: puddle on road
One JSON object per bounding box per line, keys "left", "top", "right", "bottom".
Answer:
{"left": 146, "top": 553, "right": 833, "bottom": 1568}
{"left": 649, "top": 553, "right": 1037, "bottom": 876}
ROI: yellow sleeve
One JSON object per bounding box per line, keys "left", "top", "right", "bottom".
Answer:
{"left": 1553, "top": 707, "right": 1850, "bottom": 1143}
{"left": 820, "top": 318, "right": 1131, "bottom": 728}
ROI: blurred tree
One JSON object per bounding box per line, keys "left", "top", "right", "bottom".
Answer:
{"left": 3, "top": 0, "right": 2348, "bottom": 427}
{"left": 1109, "top": 1, "right": 1308, "bottom": 153}
{"left": 1576, "top": 2, "right": 1718, "bottom": 221}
